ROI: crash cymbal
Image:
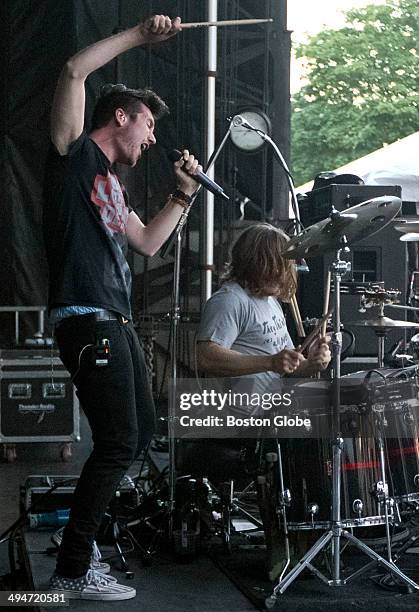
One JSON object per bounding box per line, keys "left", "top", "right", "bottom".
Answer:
{"left": 346, "top": 315, "right": 419, "bottom": 329}
{"left": 395, "top": 222, "right": 419, "bottom": 233}
{"left": 283, "top": 196, "right": 402, "bottom": 259}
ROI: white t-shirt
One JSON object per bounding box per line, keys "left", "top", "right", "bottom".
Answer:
{"left": 197, "top": 282, "right": 294, "bottom": 407}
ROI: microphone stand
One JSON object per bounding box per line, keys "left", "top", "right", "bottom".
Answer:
{"left": 160, "top": 122, "right": 233, "bottom": 538}
{"left": 235, "top": 122, "right": 303, "bottom": 230}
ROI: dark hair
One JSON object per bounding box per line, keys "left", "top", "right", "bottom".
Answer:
{"left": 91, "top": 83, "right": 169, "bottom": 130}
{"left": 221, "top": 223, "right": 297, "bottom": 300}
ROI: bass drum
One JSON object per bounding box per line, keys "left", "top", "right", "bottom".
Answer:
{"left": 176, "top": 438, "right": 260, "bottom": 488}
{"left": 281, "top": 435, "right": 387, "bottom": 530}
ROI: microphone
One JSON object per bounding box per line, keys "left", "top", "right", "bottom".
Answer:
{"left": 231, "top": 114, "right": 260, "bottom": 132}
{"left": 168, "top": 150, "right": 229, "bottom": 201}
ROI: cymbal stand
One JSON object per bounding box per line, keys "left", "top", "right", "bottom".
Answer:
{"left": 266, "top": 246, "right": 419, "bottom": 609}
{"left": 275, "top": 442, "right": 291, "bottom": 582}
{"left": 375, "top": 397, "right": 393, "bottom": 562}
{"left": 375, "top": 302, "right": 390, "bottom": 368}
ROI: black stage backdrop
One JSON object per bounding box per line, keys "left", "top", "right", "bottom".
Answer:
{"left": 0, "top": 0, "right": 290, "bottom": 339}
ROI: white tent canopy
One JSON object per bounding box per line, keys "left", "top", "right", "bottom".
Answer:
{"left": 296, "top": 131, "right": 419, "bottom": 203}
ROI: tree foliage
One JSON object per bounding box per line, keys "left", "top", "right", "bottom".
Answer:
{"left": 291, "top": 0, "right": 418, "bottom": 186}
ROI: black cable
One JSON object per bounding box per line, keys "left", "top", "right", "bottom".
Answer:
{"left": 133, "top": 440, "right": 152, "bottom": 488}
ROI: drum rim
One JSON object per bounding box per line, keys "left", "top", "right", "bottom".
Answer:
{"left": 287, "top": 514, "right": 390, "bottom": 530}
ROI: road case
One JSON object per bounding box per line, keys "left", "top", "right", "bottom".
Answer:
{"left": 0, "top": 350, "right": 79, "bottom": 445}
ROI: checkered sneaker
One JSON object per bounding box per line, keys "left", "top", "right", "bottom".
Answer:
{"left": 51, "top": 528, "right": 111, "bottom": 575}
{"left": 49, "top": 568, "right": 136, "bottom": 600}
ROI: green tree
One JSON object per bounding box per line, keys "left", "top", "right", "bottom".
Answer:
{"left": 291, "top": 0, "right": 418, "bottom": 186}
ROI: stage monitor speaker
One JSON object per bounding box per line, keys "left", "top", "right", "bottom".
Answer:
{"left": 298, "top": 184, "right": 411, "bottom": 356}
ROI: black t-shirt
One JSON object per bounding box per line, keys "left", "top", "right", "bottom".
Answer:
{"left": 43, "top": 132, "right": 133, "bottom": 319}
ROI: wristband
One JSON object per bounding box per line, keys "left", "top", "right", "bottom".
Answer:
{"left": 171, "top": 189, "right": 193, "bottom": 206}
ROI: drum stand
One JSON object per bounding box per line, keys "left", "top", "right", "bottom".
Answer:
{"left": 266, "top": 247, "right": 419, "bottom": 608}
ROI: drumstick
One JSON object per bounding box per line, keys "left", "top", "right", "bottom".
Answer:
{"left": 289, "top": 295, "right": 306, "bottom": 338}
{"left": 297, "top": 305, "right": 334, "bottom": 354}
{"left": 321, "top": 271, "right": 331, "bottom": 337}
{"left": 181, "top": 18, "right": 274, "bottom": 29}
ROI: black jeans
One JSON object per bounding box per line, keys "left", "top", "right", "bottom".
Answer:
{"left": 54, "top": 315, "right": 155, "bottom": 578}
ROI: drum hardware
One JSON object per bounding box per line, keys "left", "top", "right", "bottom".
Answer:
{"left": 348, "top": 302, "right": 419, "bottom": 368}
{"left": 281, "top": 488, "right": 292, "bottom": 507}
{"left": 307, "top": 503, "right": 320, "bottom": 526}
{"left": 404, "top": 411, "right": 415, "bottom": 425}
{"left": 353, "top": 499, "right": 363, "bottom": 517}
{"left": 267, "top": 446, "right": 291, "bottom": 582}
{"left": 188, "top": 477, "right": 265, "bottom": 556}
{"left": 267, "top": 199, "right": 418, "bottom": 607}
{"left": 371, "top": 481, "right": 388, "bottom": 503}
{"left": 386, "top": 303, "right": 419, "bottom": 313}
{"left": 359, "top": 288, "right": 401, "bottom": 314}
{"left": 338, "top": 281, "right": 385, "bottom": 295}
{"left": 407, "top": 271, "right": 419, "bottom": 308}
{"left": 354, "top": 287, "right": 419, "bottom": 366}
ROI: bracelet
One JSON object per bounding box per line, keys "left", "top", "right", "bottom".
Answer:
{"left": 170, "top": 196, "right": 189, "bottom": 210}
{"left": 171, "top": 189, "right": 193, "bottom": 206}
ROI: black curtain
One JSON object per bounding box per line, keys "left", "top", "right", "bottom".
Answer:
{"left": 1, "top": 0, "right": 289, "bottom": 341}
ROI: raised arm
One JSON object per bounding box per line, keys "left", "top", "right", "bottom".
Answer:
{"left": 51, "top": 15, "right": 181, "bottom": 155}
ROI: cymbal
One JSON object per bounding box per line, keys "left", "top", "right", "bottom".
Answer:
{"left": 395, "top": 222, "right": 419, "bottom": 233}
{"left": 346, "top": 315, "right": 419, "bottom": 329}
{"left": 399, "top": 233, "right": 419, "bottom": 242}
{"left": 283, "top": 196, "right": 401, "bottom": 259}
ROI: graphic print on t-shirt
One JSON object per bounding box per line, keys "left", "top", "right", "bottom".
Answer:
{"left": 262, "top": 312, "right": 289, "bottom": 350}
{"left": 91, "top": 171, "right": 129, "bottom": 234}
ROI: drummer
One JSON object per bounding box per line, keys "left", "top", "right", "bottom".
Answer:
{"left": 196, "top": 223, "right": 331, "bottom": 579}
{"left": 197, "top": 223, "right": 330, "bottom": 389}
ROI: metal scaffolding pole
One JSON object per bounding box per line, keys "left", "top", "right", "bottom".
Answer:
{"left": 200, "top": 0, "right": 217, "bottom": 307}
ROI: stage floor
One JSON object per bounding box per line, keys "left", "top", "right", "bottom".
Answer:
{"left": 21, "top": 527, "right": 419, "bottom": 612}
{"left": 24, "top": 529, "right": 254, "bottom": 611}
{"left": 2, "top": 412, "right": 419, "bottom": 610}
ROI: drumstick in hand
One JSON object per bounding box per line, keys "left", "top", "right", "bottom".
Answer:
{"left": 297, "top": 305, "right": 333, "bottom": 354}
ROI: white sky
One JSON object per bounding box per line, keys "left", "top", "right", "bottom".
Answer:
{"left": 287, "top": 0, "right": 386, "bottom": 36}
{"left": 287, "top": 0, "right": 387, "bottom": 91}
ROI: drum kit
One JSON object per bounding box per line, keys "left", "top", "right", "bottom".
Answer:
{"left": 265, "top": 196, "right": 419, "bottom": 606}
{"left": 170, "top": 195, "right": 419, "bottom": 604}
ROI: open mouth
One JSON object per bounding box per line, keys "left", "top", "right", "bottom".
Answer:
{"left": 140, "top": 143, "right": 149, "bottom": 152}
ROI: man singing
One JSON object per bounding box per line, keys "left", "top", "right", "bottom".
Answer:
{"left": 43, "top": 15, "right": 200, "bottom": 600}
